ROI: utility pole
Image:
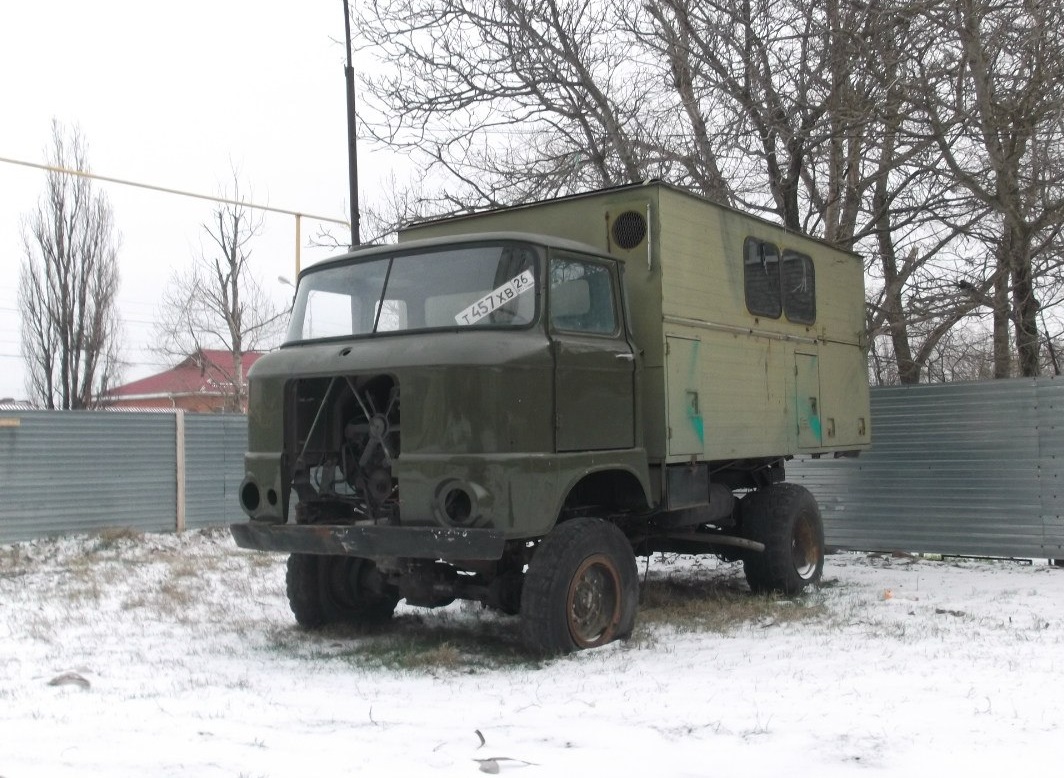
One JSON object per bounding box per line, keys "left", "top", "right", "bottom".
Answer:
{"left": 343, "top": 0, "right": 361, "bottom": 247}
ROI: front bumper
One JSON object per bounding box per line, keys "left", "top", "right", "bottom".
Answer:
{"left": 230, "top": 521, "right": 507, "bottom": 560}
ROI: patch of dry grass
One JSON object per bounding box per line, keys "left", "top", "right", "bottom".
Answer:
{"left": 0, "top": 544, "right": 30, "bottom": 575}
{"left": 90, "top": 527, "right": 145, "bottom": 553}
{"left": 353, "top": 636, "right": 474, "bottom": 670}
{"left": 636, "top": 570, "right": 828, "bottom": 635}
{"left": 164, "top": 558, "right": 201, "bottom": 579}
{"left": 5, "top": 531, "right": 834, "bottom": 673}
{"left": 158, "top": 578, "right": 196, "bottom": 610}
{"left": 261, "top": 569, "right": 831, "bottom": 671}
{"left": 262, "top": 607, "right": 537, "bottom": 672}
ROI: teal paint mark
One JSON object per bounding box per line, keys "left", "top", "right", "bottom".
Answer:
{"left": 685, "top": 387, "right": 704, "bottom": 444}
{"left": 688, "top": 341, "right": 704, "bottom": 443}
{"left": 798, "top": 396, "right": 822, "bottom": 440}
{"left": 690, "top": 413, "right": 705, "bottom": 443}
{"left": 809, "top": 412, "right": 822, "bottom": 439}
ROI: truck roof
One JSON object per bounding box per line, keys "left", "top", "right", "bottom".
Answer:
{"left": 402, "top": 180, "right": 861, "bottom": 260}
{"left": 299, "top": 231, "right": 610, "bottom": 278}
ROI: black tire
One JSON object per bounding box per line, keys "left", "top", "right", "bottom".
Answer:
{"left": 520, "top": 517, "right": 639, "bottom": 655}
{"left": 285, "top": 554, "right": 399, "bottom": 628}
{"left": 286, "top": 554, "right": 328, "bottom": 627}
{"left": 740, "top": 483, "right": 825, "bottom": 594}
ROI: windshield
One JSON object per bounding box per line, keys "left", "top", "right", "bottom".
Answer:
{"left": 285, "top": 242, "right": 540, "bottom": 342}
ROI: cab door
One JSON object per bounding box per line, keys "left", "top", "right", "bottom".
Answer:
{"left": 549, "top": 254, "right": 636, "bottom": 451}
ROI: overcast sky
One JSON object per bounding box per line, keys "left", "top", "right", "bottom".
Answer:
{"left": 0, "top": 0, "right": 405, "bottom": 401}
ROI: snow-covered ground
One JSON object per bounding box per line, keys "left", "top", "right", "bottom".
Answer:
{"left": 1, "top": 529, "right": 1061, "bottom": 777}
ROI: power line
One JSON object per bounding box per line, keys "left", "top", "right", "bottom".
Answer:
{"left": 0, "top": 154, "right": 352, "bottom": 276}
{"left": 0, "top": 155, "right": 349, "bottom": 227}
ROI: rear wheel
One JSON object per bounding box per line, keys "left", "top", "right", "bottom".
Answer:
{"left": 286, "top": 554, "right": 399, "bottom": 628}
{"left": 520, "top": 517, "right": 638, "bottom": 655}
{"left": 741, "top": 483, "right": 824, "bottom": 594}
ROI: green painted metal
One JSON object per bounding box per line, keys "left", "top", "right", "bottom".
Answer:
{"left": 665, "top": 335, "right": 704, "bottom": 456}
{"left": 234, "top": 182, "right": 869, "bottom": 556}
{"left": 795, "top": 353, "right": 822, "bottom": 449}
{"left": 401, "top": 182, "right": 870, "bottom": 465}
{"left": 231, "top": 522, "right": 506, "bottom": 559}
{"left": 551, "top": 253, "right": 636, "bottom": 451}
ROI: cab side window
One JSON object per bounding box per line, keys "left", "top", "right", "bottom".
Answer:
{"left": 550, "top": 258, "right": 618, "bottom": 334}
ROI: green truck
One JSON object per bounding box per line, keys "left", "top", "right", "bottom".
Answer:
{"left": 232, "top": 182, "right": 870, "bottom": 654}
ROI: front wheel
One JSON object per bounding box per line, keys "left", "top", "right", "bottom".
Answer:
{"left": 740, "top": 483, "right": 825, "bottom": 594}
{"left": 286, "top": 554, "right": 399, "bottom": 628}
{"left": 520, "top": 517, "right": 639, "bottom": 655}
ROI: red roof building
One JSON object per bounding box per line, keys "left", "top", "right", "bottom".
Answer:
{"left": 106, "top": 349, "right": 263, "bottom": 412}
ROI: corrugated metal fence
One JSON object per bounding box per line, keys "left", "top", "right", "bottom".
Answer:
{"left": 3, "top": 379, "right": 1064, "bottom": 557}
{"left": 791, "top": 377, "right": 1064, "bottom": 559}
{"left": 0, "top": 410, "right": 247, "bottom": 544}
{"left": 184, "top": 414, "right": 250, "bottom": 530}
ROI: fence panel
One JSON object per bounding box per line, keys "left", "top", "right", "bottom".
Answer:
{"left": 4, "top": 379, "right": 1064, "bottom": 558}
{"left": 1036, "top": 377, "right": 1064, "bottom": 558}
{"left": 0, "top": 411, "right": 177, "bottom": 543}
{"left": 184, "top": 413, "right": 248, "bottom": 530}
{"left": 791, "top": 378, "right": 1053, "bottom": 558}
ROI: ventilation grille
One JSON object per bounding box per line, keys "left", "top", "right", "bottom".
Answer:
{"left": 611, "top": 210, "right": 647, "bottom": 250}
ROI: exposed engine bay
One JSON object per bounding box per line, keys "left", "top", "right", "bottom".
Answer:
{"left": 288, "top": 374, "right": 401, "bottom": 524}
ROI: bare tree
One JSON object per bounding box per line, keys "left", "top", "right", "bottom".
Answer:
{"left": 18, "top": 120, "right": 123, "bottom": 409}
{"left": 919, "top": 0, "right": 1064, "bottom": 377}
{"left": 356, "top": 0, "right": 1064, "bottom": 385}
{"left": 358, "top": 0, "right": 668, "bottom": 212}
{"left": 155, "top": 177, "right": 287, "bottom": 412}
{"left": 634, "top": 0, "right": 842, "bottom": 229}
{"left": 311, "top": 172, "right": 422, "bottom": 248}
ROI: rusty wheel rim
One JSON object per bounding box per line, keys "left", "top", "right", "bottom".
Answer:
{"left": 566, "top": 554, "right": 622, "bottom": 648}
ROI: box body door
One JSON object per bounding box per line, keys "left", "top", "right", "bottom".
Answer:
{"left": 665, "top": 335, "right": 704, "bottom": 456}
{"left": 796, "top": 352, "right": 822, "bottom": 449}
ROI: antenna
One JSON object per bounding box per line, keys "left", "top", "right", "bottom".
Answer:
{"left": 342, "top": 0, "right": 361, "bottom": 247}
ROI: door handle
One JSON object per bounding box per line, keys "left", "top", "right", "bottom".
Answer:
{"left": 615, "top": 353, "right": 635, "bottom": 361}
